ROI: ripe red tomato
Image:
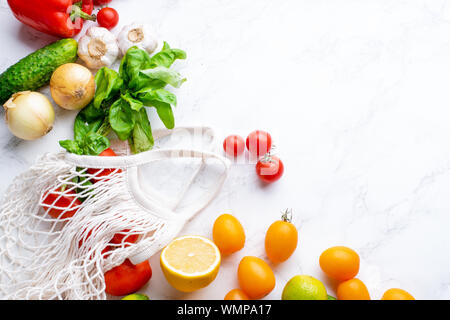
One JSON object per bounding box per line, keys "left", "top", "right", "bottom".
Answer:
{"left": 78, "top": 228, "right": 139, "bottom": 257}
{"left": 223, "top": 135, "right": 245, "bottom": 157}
{"left": 104, "top": 259, "right": 152, "bottom": 296}
{"left": 88, "top": 148, "right": 121, "bottom": 182}
{"left": 97, "top": 7, "right": 119, "bottom": 30}
{"left": 94, "top": 0, "right": 112, "bottom": 5}
{"left": 246, "top": 130, "right": 272, "bottom": 157}
{"left": 98, "top": 148, "right": 117, "bottom": 157}
{"left": 42, "top": 188, "right": 81, "bottom": 219}
{"left": 256, "top": 155, "right": 284, "bottom": 183}
{"left": 110, "top": 230, "right": 139, "bottom": 247}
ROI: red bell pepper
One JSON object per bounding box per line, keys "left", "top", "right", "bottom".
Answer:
{"left": 104, "top": 259, "right": 152, "bottom": 296}
{"left": 7, "top": 0, "right": 96, "bottom": 38}
{"left": 42, "top": 186, "right": 82, "bottom": 219}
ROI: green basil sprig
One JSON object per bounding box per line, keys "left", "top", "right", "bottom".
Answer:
{"left": 59, "top": 42, "right": 186, "bottom": 155}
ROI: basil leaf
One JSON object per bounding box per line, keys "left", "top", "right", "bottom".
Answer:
{"left": 93, "top": 68, "right": 123, "bottom": 109}
{"left": 109, "top": 98, "right": 136, "bottom": 141}
{"left": 121, "top": 92, "right": 144, "bottom": 111}
{"left": 74, "top": 103, "right": 107, "bottom": 142}
{"left": 132, "top": 74, "right": 166, "bottom": 91}
{"left": 129, "top": 108, "right": 154, "bottom": 154}
{"left": 59, "top": 140, "right": 83, "bottom": 155}
{"left": 137, "top": 88, "right": 177, "bottom": 107}
{"left": 140, "top": 66, "right": 186, "bottom": 88}
{"left": 149, "top": 42, "right": 186, "bottom": 68}
{"left": 82, "top": 132, "right": 110, "bottom": 156}
{"left": 119, "top": 46, "right": 152, "bottom": 90}
{"left": 152, "top": 100, "right": 175, "bottom": 129}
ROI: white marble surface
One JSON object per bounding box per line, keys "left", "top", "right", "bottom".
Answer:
{"left": 1, "top": 0, "right": 450, "bottom": 300}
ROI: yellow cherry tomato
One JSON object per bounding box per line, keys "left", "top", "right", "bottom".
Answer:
{"left": 319, "top": 246, "right": 360, "bottom": 281}
{"left": 213, "top": 214, "right": 245, "bottom": 255}
{"left": 337, "top": 278, "right": 371, "bottom": 300}
{"left": 237, "top": 256, "right": 275, "bottom": 299}
{"left": 224, "top": 289, "right": 250, "bottom": 300}
{"left": 381, "top": 288, "right": 415, "bottom": 300}
{"left": 265, "top": 210, "right": 298, "bottom": 263}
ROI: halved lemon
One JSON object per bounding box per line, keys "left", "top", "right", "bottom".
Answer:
{"left": 160, "top": 235, "right": 221, "bottom": 292}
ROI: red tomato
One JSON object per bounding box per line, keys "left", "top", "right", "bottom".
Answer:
{"left": 246, "top": 130, "right": 272, "bottom": 157}
{"left": 256, "top": 155, "right": 284, "bottom": 183}
{"left": 42, "top": 188, "right": 81, "bottom": 219}
{"left": 110, "top": 230, "right": 139, "bottom": 247}
{"left": 78, "top": 227, "right": 112, "bottom": 257}
{"left": 94, "top": 0, "right": 112, "bottom": 5}
{"left": 97, "top": 7, "right": 119, "bottom": 30}
{"left": 104, "top": 259, "right": 152, "bottom": 296}
{"left": 78, "top": 228, "right": 138, "bottom": 255}
{"left": 223, "top": 135, "right": 245, "bottom": 157}
{"left": 88, "top": 148, "right": 121, "bottom": 182}
{"left": 98, "top": 148, "right": 117, "bottom": 157}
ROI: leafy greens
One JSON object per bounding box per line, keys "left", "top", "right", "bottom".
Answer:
{"left": 59, "top": 42, "right": 186, "bottom": 155}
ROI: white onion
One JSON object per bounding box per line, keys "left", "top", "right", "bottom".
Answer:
{"left": 50, "top": 63, "right": 95, "bottom": 110}
{"left": 4, "top": 91, "right": 55, "bottom": 140}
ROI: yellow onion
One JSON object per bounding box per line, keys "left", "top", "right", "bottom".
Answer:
{"left": 4, "top": 91, "right": 55, "bottom": 140}
{"left": 50, "top": 63, "right": 95, "bottom": 110}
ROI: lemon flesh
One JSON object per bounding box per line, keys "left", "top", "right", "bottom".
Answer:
{"left": 160, "top": 236, "right": 221, "bottom": 292}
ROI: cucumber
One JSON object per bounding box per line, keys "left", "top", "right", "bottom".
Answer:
{"left": 0, "top": 38, "right": 78, "bottom": 104}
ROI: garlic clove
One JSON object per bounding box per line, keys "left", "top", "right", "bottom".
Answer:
{"left": 118, "top": 23, "right": 159, "bottom": 56}
{"left": 78, "top": 27, "right": 119, "bottom": 69}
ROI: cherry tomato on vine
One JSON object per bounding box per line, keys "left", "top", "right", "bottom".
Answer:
{"left": 246, "top": 130, "right": 272, "bottom": 157}
{"left": 97, "top": 7, "right": 119, "bottom": 30}
{"left": 256, "top": 155, "right": 284, "bottom": 183}
{"left": 94, "top": 0, "right": 112, "bottom": 5}
{"left": 265, "top": 210, "right": 298, "bottom": 263}
{"left": 223, "top": 135, "right": 245, "bottom": 157}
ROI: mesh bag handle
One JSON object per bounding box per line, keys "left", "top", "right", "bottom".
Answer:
{"left": 65, "top": 130, "right": 231, "bottom": 264}
{"left": 64, "top": 148, "right": 230, "bottom": 217}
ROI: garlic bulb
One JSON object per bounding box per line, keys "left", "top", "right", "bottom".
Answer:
{"left": 117, "top": 23, "right": 159, "bottom": 56}
{"left": 78, "top": 26, "right": 119, "bottom": 69}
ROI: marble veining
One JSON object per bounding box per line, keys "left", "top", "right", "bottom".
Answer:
{"left": 0, "top": 0, "right": 449, "bottom": 299}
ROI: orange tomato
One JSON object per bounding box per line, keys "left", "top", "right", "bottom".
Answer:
{"left": 337, "top": 278, "right": 370, "bottom": 300}
{"left": 381, "top": 288, "right": 415, "bottom": 300}
{"left": 213, "top": 214, "right": 245, "bottom": 255}
{"left": 265, "top": 211, "right": 298, "bottom": 263}
{"left": 319, "top": 246, "right": 360, "bottom": 281}
{"left": 224, "top": 289, "right": 250, "bottom": 300}
{"left": 237, "top": 256, "right": 275, "bottom": 299}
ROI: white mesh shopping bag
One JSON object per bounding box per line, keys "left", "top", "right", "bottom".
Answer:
{"left": 0, "top": 127, "right": 230, "bottom": 300}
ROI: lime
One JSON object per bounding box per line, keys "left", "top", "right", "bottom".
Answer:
{"left": 282, "top": 275, "right": 328, "bottom": 300}
{"left": 121, "top": 293, "right": 149, "bottom": 300}
{"left": 327, "top": 295, "right": 337, "bottom": 300}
